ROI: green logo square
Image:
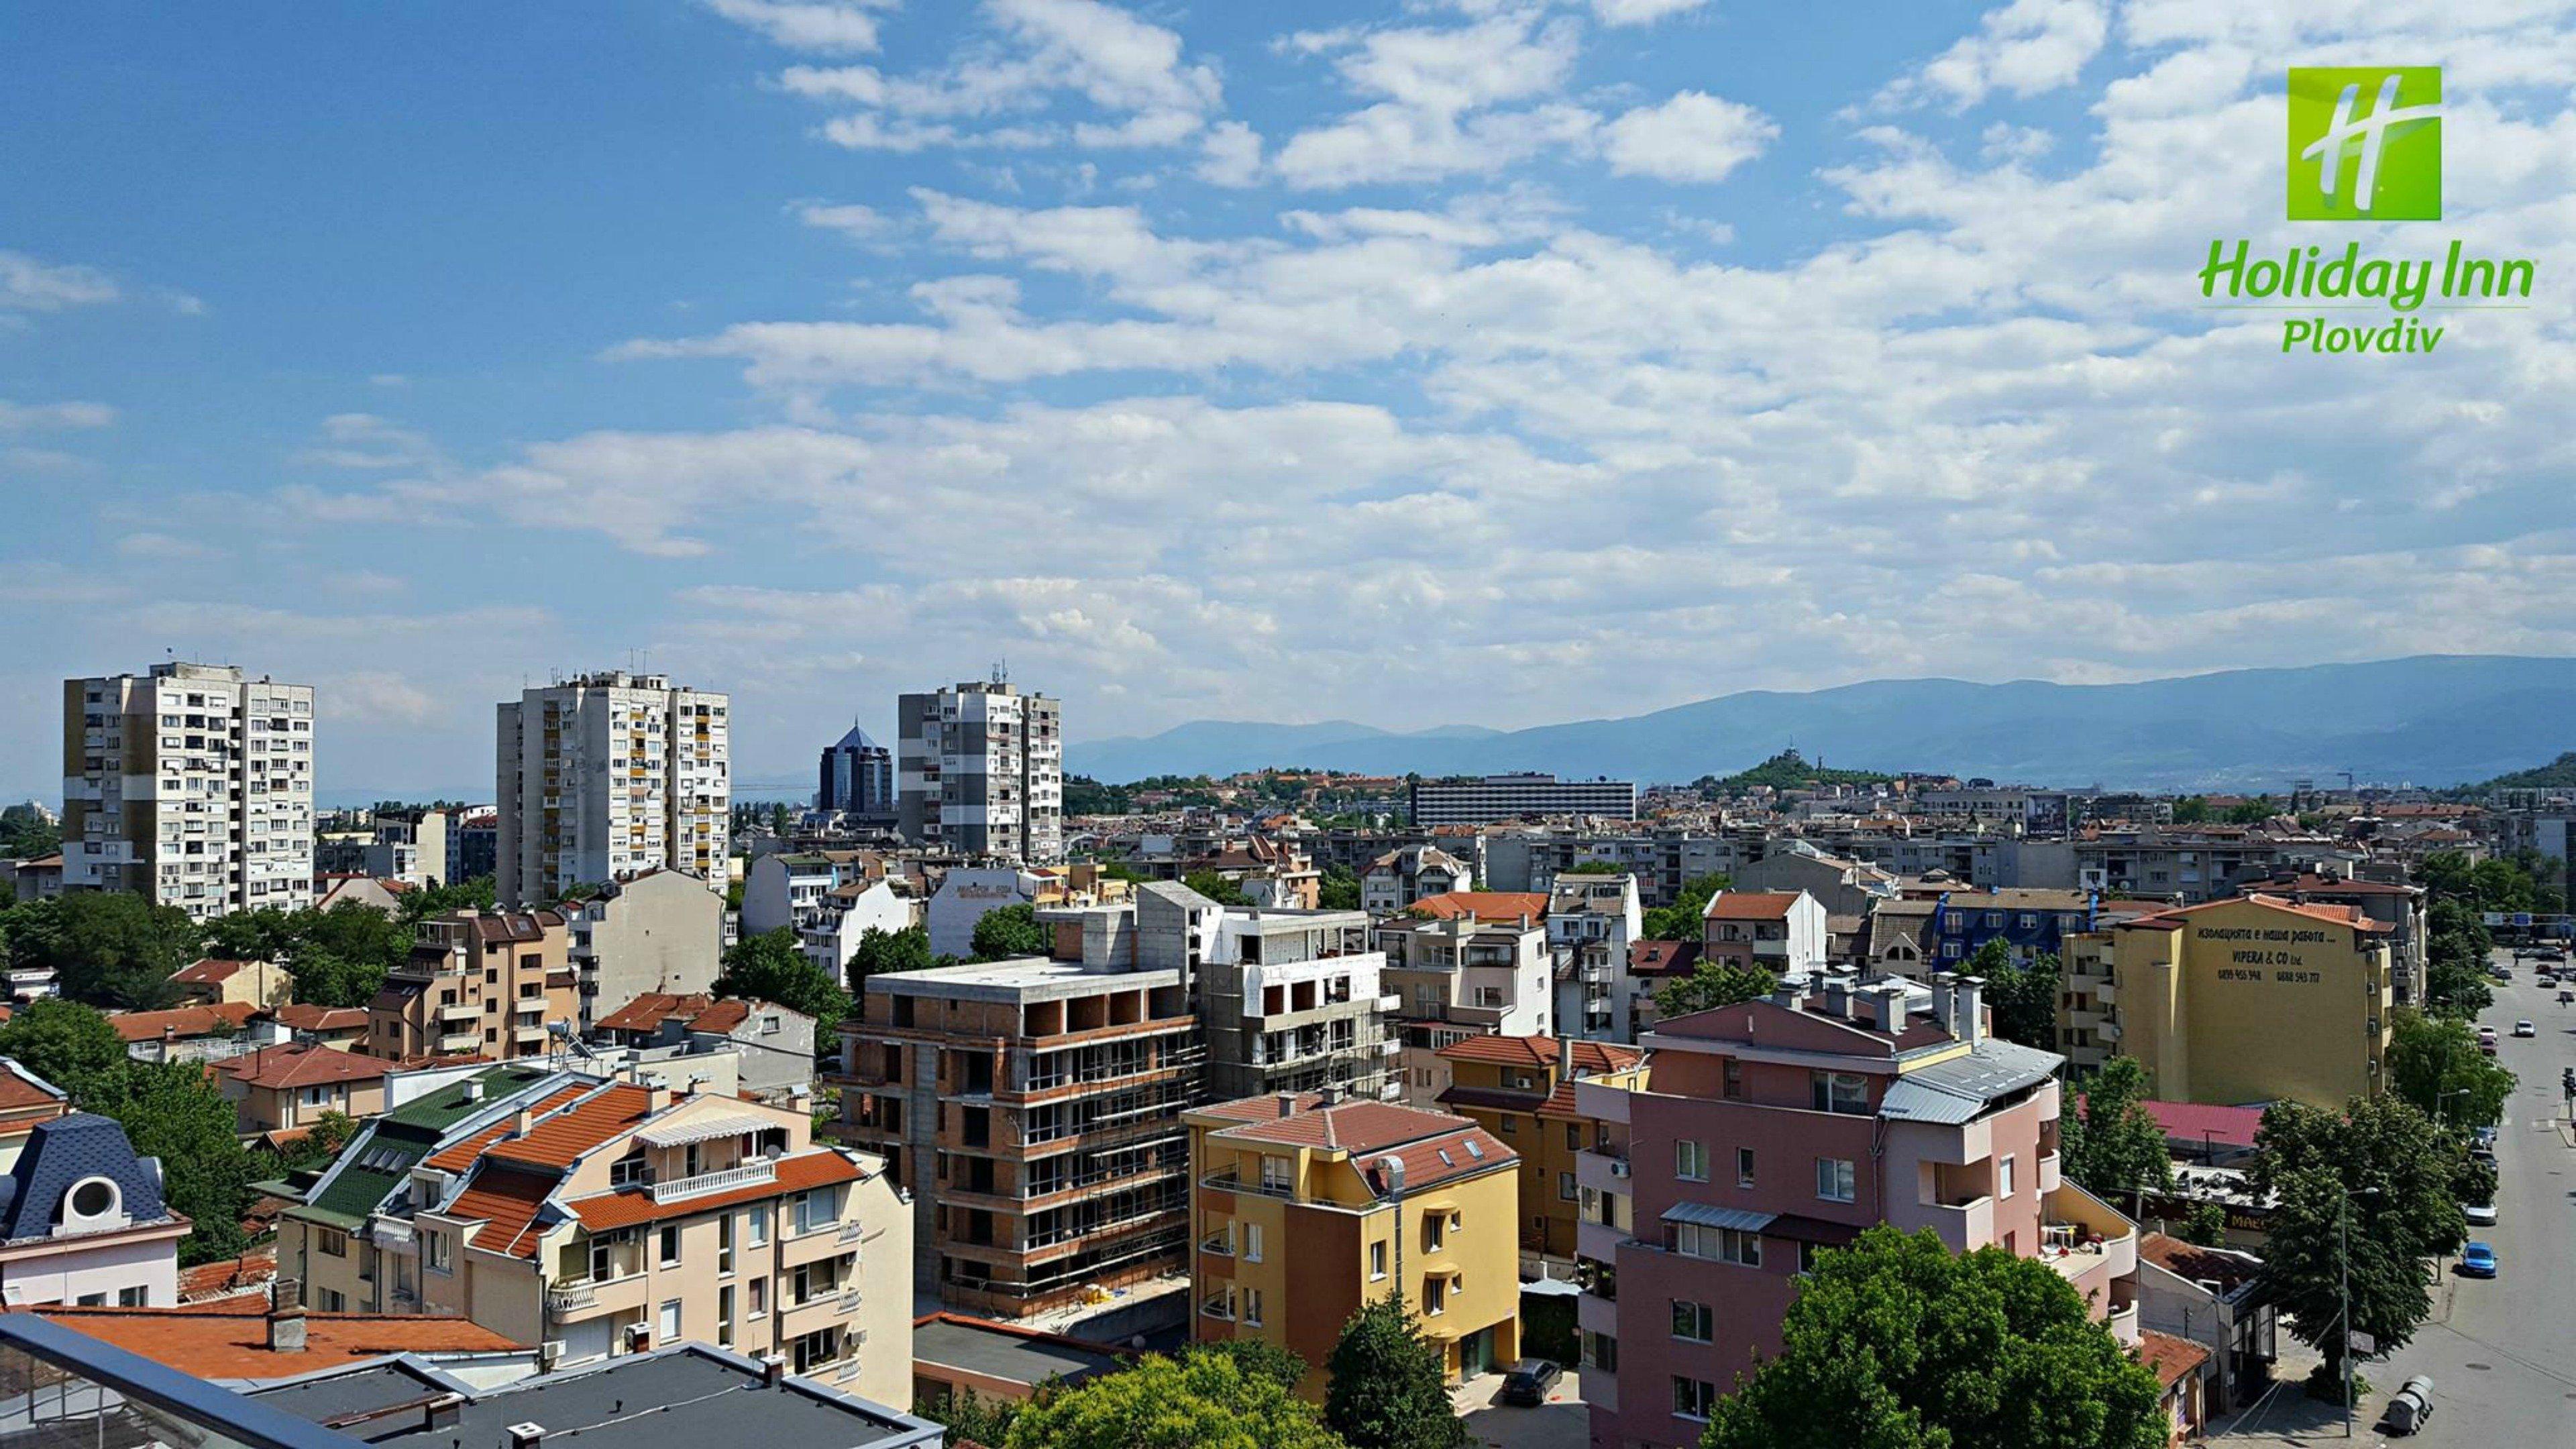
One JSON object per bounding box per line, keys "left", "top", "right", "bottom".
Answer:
{"left": 2287, "top": 66, "right": 2441, "bottom": 221}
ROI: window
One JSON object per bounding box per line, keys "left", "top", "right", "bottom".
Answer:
{"left": 68, "top": 1179, "right": 117, "bottom": 1219}
{"left": 1243, "top": 1287, "right": 1266, "bottom": 1326}
{"left": 1424, "top": 1212, "right": 1446, "bottom": 1253}
{"left": 748, "top": 1205, "right": 769, "bottom": 1247}
{"left": 591, "top": 1234, "right": 616, "bottom": 1281}
{"left": 1999, "top": 1155, "right": 2017, "bottom": 1199}
{"left": 1735, "top": 1148, "right": 1756, "bottom": 1189}
{"left": 1811, "top": 1071, "right": 1869, "bottom": 1115}
{"left": 1566, "top": 1123, "right": 1582, "bottom": 1151}
{"left": 795, "top": 1185, "right": 839, "bottom": 1234}
{"left": 1721, "top": 1057, "right": 1743, "bottom": 1099}
{"left": 315, "top": 1288, "right": 345, "bottom": 1312}
{"left": 1587, "top": 1331, "right": 1619, "bottom": 1372}
{"left": 718, "top": 1286, "right": 735, "bottom": 1347}
{"left": 1798, "top": 1241, "right": 1824, "bottom": 1275}
{"left": 1423, "top": 1277, "right": 1448, "bottom": 1316}
{"left": 1816, "top": 1157, "right": 1857, "bottom": 1203}
{"left": 117, "top": 1286, "right": 148, "bottom": 1307}
{"left": 1260, "top": 1156, "right": 1293, "bottom": 1193}
{"left": 315, "top": 1226, "right": 348, "bottom": 1257}
{"left": 660, "top": 1224, "right": 681, "bottom": 1266}
{"left": 1370, "top": 1240, "right": 1389, "bottom": 1281}
{"left": 1672, "top": 1222, "right": 1761, "bottom": 1267}
{"left": 1675, "top": 1140, "right": 1708, "bottom": 1182}
{"left": 1559, "top": 1171, "right": 1578, "bottom": 1201}
{"left": 657, "top": 1300, "right": 681, "bottom": 1343}
{"left": 1672, "top": 1377, "right": 1718, "bottom": 1421}
{"left": 748, "top": 1278, "right": 767, "bottom": 1318}
{"left": 1244, "top": 1223, "right": 1264, "bottom": 1263}
{"left": 718, "top": 1214, "right": 735, "bottom": 1274}
{"left": 1670, "top": 1299, "right": 1713, "bottom": 1342}
{"left": 75, "top": 1293, "right": 105, "bottom": 1307}
{"left": 1497, "top": 1114, "right": 1515, "bottom": 1135}
{"left": 423, "top": 1230, "right": 452, "bottom": 1273}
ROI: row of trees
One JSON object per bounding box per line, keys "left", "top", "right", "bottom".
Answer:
{"left": 2417, "top": 847, "right": 2563, "bottom": 1020}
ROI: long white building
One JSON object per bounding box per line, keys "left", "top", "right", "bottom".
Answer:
{"left": 61, "top": 661, "right": 315, "bottom": 922}
{"left": 896, "top": 679, "right": 1062, "bottom": 863}
{"left": 495, "top": 671, "right": 729, "bottom": 906}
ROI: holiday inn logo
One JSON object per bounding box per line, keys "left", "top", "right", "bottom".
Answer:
{"left": 2286, "top": 66, "right": 2441, "bottom": 221}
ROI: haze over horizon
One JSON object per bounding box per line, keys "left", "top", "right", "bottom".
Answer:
{"left": 9, "top": 2, "right": 2576, "bottom": 801}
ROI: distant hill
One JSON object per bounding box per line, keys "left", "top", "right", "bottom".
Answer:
{"left": 1065, "top": 656, "right": 2576, "bottom": 791}
{"left": 2471, "top": 751, "right": 2576, "bottom": 792}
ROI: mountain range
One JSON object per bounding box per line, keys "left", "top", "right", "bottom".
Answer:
{"left": 1065, "top": 655, "right": 2576, "bottom": 792}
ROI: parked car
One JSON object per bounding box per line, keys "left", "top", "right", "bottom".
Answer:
{"left": 2464, "top": 1201, "right": 2498, "bottom": 1226}
{"left": 2514, "top": 1019, "right": 2536, "bottom": 1037}
{"left": 1499, "top": 1360, "right": 1564, "bottom": 1406}
{"left": 2459, "top": 1242, "right": 2498, "bottom": 1278}
{"left": 2473, "top": 1124, "right": 2498, "bottom": 1149}
{"left": 2477, "top": 1024, "right": 2498, "bottom": 1044}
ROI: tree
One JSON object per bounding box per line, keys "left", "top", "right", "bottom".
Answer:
{"left": 2224, "top": 798, "right": 2277, "bottom": 825}
{"left": 87, "top": 1060, "right": 256, "bottom": 1266}
{"left": 2057, "top": 1057, "right": 2171, "bottom": 1208}
{"left": 1004, "top": 1352, "right": 1341, "bottom": 1449}
{"left": 918, "top": 1386, "right": 1026, "bottom": 1448}
{"left": 1183, "top": 869, "right": 1250, "bottom": 907}
{"left": 1642, "top": 873, "right": 1731, "bottom": 942}
{"left": 714, "top": 928, "right": 851, "bottom": 1036}
{"left": 1324, "top": 1295, "right": 1467, "bottom": 1449}
{"left": 2385, "top": 1008, "right": 2514, "bottom": 1130}
{"left": 969, "top": 904, "right": 1051, "bottom": 963}
{"left": 2423, "top": 898, "right": 2493, "bottom": 1020}
{"left": 258, "top": 1110, "right": 358, "bottom": 1177}
{"left": 1318, "top": 866, "right": 1362, "bottom": 912}
{"left": 1701, "top": 1226, "right": 2166, "bottom": 1449}
{"left": 2, "top": 893, "right": 197, "bottom": 1010}
{"left": 395, "top": 875, "right": 496, "bottom": 923}
{"left": 0, "top": 804, "right": 62, "bottom": 861}
{"left": 1960, "top": 941, "right": 2059, "bottom": 1051}
{"left": 2176, "top": 1199, "right": 2229, "bottom": 1248}
{"left": 0, "top": 998, "right": 128, "bottom": 1099}
{"left": 1560, "top": 861, "right": 1623, "bottom": 875}
{"left": 847, "top": 924, "right": 933, "bottom": 992}
{"left": 2246, "top": 1096, "right": 2465, "bottom": 1395}
{"left": 2170, "top": 796, "right": 2213, "bottom": 824}
{"left": 1655, "top": 959, "right": 1777, "bottom": 1020}
{"left": 1193, "top": 1338, "right": 1308, "bottom": 1395}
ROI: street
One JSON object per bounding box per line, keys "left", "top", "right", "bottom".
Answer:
{"left": 2229, "top": 947, "right": 2576, "bottom": 1443}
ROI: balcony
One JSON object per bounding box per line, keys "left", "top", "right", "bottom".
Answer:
{"left": 1574, "top": 1148, "right": 1630, "bottom": 1196}
{"left": 647, "top": 1159, "right": 776, "bottom": 1205}
{"left": 2037, "top": 1150, "right": 2061, "bottom": 1195}
{"left": 439, "top": 1031, "right": 480, "bottom": 1053}
{"left": 1576, "top": 1289, "right": 1617, "bottom": 1338}
{"left": 1575, "top": 1218, "right": 1627, "bottom": 1266}
{"left": 437, "top": 1002, "right": 480, "bottom": 1023}
{"left": 1915, "top": 1193, "right": 1994, "bottom": 1253}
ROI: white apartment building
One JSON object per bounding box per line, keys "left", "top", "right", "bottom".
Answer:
{"left": 61, "top": 662, "right": 315, "bottom": 922}
{"left": 896, "top": 680, "right": 1062, "bottom": 865}
{"left": 496, "top": 672, "right": 729, "bottom": 907}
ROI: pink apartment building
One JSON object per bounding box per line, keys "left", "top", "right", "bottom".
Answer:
{"left": 1572, "top": 971, "right": 2140, "bottom": 1449}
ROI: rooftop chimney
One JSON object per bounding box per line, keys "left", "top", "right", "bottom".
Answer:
{"left": 1275, "top": 1091, "right": 1298, "bottom": 1118}
{"left": 1955, "top": 976, "right": 1985, "bottom": 1046}
{"left": 761, "top": 1354, "right": 786, "bottom": 1388}
{"left": 1821, "top": 977, "right": 1851, "bottom": 1020}
{"left": 508, "top": 1425, "right": 545, "bottom": 1449}
{"left": 1558, "top": 1036, "right": 1575, "bottom": 1077}
{"left": 1864, "top": 983, "right": 1903, "bottom": 1034}
{"left": 645, "top": 1082, "right": 672, "bottom": 1112}
{"left": 461, "top": 1080, "right": 483, "bottom": 1104}
{"left": 424, "top": 1396, "right": 464, "bottom": 1432}
{"left": 266, "top": 1301, "right": 307, "bottom": 1354}
{"left": 1930, "top": 972, "right": 1958, "bottom": 1036}
{"left": 1768, "top": 977, "right": 1806, "bottom": 1011}
{"left": 1318, "top": 1084, "right": 1341, "bottom": 1108}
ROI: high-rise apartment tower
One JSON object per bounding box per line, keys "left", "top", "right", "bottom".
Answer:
{"left": 896, "top": 680, "right": 1061, "bottom": 864}
{"left": 495, "top": 672, "right": 729, "bottom": 906}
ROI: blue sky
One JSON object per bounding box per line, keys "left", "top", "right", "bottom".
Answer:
{"left": 7, "top": 1, "right": 2576, "bottom": 802}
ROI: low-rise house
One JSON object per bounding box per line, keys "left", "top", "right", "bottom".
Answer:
{"left": 2137, "top": 1230, "right": 2273, "bottom": 1413}
{"left": 0, "top": 1060, "right": 71, "bottom": 1172}
{"left": 593, "top": 993, "right": 817, "bottom": 1104}
{"left": 1726, "top": 842, "right": 1898, "bottom": 918}
{"left": 2137, "top": 1329, "right": 2212, "bottom": 1445}
{"left": 313, "top": 874, "right": 412, "bottom": 916}
{"left": 1361, "top": 845, "right": 1473, "bottom": 913}
{"left": 109, "top": 1002, "right": 270, "bottom": 1063}
{"left": 1623, "top": 939, "right": 1699, "bottom": 1034}
{"left": 3, "top": 853, "right": 64, "bottom": 906}
{"left": 1377, "top": 913, "right": 1552, "bottom": 1104}
{"left": 170, "top": 958, "right": 295, "bottom": 1011}
{"left": 216, "top": 1044, "right": 401, "bottom": 1142}
{"left": 926, "top": 867, "right": 1042, "bottom": 960}
{"left": 1699, "top": 890, "right": 1829, "bottom": 979}
{"left": 1187, "top": 1091, "right": 1522, "bottom": 1395}
{"left": 797, "top": 877, "right": 918, "bottom": 983}
{"left": 272, "top": 1004, "right": 370, "bottom": 1052}
{"left": 0, "top": 1114, "right": 191, "bottom": 1308}
{"left": 370, "top": 910, "right": 579, "bottom": 1063}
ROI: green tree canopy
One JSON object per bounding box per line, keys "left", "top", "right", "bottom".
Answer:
{"left": 1324, "top": 1295, "right": 1468, "bottom": 1449}
{"left": 0, "top": 998, "right": 128, "bottom": 1099}
{"left": 1965, "top": 941, "right": 2061, "bottom": 1051}
{"left": 85, "top": 1059, "right": 256, "bottom": 1266}
{"left": 2057, "top": 1057, "right": 2171, "bottom": 1207}
{"left": 1654, "top": 959, "right": 1777, "bottom": 1020}
{"left": 1183, "top": 869, "right": 1251, "bottom": 907}
{"left": 969, "top": 904, "right": 1053, "bottom": 963}
{"left": 1004, "top": 1351, "right": 1342, "bottom": 1449}
{"left": 0, "top": 805, "right": 62, "bottom": 861}
{"left": 714, "top": 928, "right": 851, "bottom": 1037}
{"left": 2245, "top": 1095, "right": 2465, "bottom": 1389}
{"left": 847, "top": 923, "right": 934, "bottom": 993}
{"left": 1701, "top": 1226, "right": 2167, "bottom": 1449}
{"left": 1642, "top": 873, "right": 1731, "bottom": 942}
{"left": 1, "top": 894, "right": 195, "bottom": 1010}
{"left": 2385, "top": 1008, "right": 2514, "bottom": 1130}
{"left": 1318, "top": 865, "right": 1361, "bottom": 912}
{"left": 1193, "top": 1338, "right": 1309, "bottom": 1395}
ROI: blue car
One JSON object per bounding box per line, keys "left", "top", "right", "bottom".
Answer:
{"left": 2460, "top": 1242, "right": 2498, "bottom": 1278}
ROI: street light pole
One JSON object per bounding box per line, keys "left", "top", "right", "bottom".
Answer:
{"left": 2340, "top": 1195, "right": 2352, "bottom": 1439}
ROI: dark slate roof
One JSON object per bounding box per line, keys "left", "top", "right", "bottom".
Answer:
{"left": 912, "top": 1316, "right": 1126, "bottom": 1391}
{"left": 1876, "top": 1037, "right": 2062, "bottom": 1124}
{"left": 0, "top": 1113, "right": 172, "bottom": 1242}
{"left": 830, "top": 724, "right": 887, "bottom": 753}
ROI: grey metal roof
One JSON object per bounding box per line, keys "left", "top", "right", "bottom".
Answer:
{"left": 913, "top": 1318, "right": 1125, "bottom": 1390}
{"left": 1878, "top": 1037, "right": 2061, "bottom": 1124}
{"left": 0, "top": 1113, "right": 170, "bottom": 1242}
{"left": 1661, "top": 1201, "right": 1776, "bottom": 1232}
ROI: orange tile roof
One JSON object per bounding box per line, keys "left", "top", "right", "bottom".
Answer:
{"left": 1208, "top": 1098, "right": 1486, "bottom": 1155}
{"left": 1705, "top": 891, "right": 1802, "bottom": 920}
{"left": 176, "top": 1250, "right": 276, "bottom": 1303}
{"left": 1434, "top": 1034, "right": 1642, "bottom": 1073}
{"left": 2135, "top": 1329, "right": 2211, "bottom": 1389}
{"left": 595, "top": 992, "right": 715, "bottom": 1034}
{"left": 565, "top": 1150, "right": 861, "bottom": 1232}
{"left": 1356, "top": 1126, "right": 1518, "bottom": 1197}
{"left": 447, "top": 1167, "right": 557, "bottom": 1258}
{"left": 2115, "top": 894, "right": 2388, "bottom": 932}
{"left": 485, "top": 1083, "right": 655, "bottom": 1169}
{"left": 108, "top": 1002, "right": 260, "bottom": 1042}
{"left": 172, "top": 958, "right": 254, "bottom": 985}
{"left": 32, "top": 1303, "right": 523, "bottom": 1375}
{"left": 422, "top": 1083, "right": 594, "bottom": 1172}
{"left": 216, "top": 1044, "right": 395, "bottom": 1091}
{"left": 1408, "top": 892, "right": 1549, "bottom": 923}
{"left": 0, "top": 1062, "right": 68, "bottom": 1114}
{"left": 273, "top": 1004, "right": 368, "bottom": 1033}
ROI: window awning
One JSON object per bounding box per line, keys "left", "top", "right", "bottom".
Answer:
{"left": 635, "top": 1112, "right": 771, "bottom": 1148}
{"left": 1661, "top": 1202, "right": 1776, "bottom": 1233}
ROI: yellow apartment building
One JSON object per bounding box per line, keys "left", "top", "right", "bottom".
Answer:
{"left": 1432, "top": 1035, "right": 1643, "bottom": 1267}
{"left": 1187, "top": 1091, "right": 1520, "bottom": 1397}
{"left": 2107, "top": 895, "right": 2394, "bottom": 1108}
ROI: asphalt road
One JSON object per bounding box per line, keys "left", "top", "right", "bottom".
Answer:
{"left": 2351, "top": 949, "right": 2576, "bottom": 1444}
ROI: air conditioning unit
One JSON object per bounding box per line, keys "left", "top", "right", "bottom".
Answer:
{"left": 623, "top": 1324, "right": 651, "bottom": 1352}
{"left": 539, "top": 1340, "right": 566, "bottom": 1366}
{"left": 1609, "top": 1160, "right": 1631, "bottom": 1179}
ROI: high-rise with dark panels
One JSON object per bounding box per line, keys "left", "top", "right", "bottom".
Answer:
{"left": 818, "top": 722, "right": 896, "bottom": 820}
{"left": 896, "top": 680, "right": 1062, "bottom": 863}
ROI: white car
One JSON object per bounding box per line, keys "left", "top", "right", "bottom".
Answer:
{"left": 2464, "top": 1203, "right": 2499, "bottom": 1226}
{"left": 2514, "top": 1020, "right": 2536, "bottom": 1037}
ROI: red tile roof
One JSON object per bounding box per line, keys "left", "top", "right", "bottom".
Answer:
{"left": 1434, "top": 1035, "right": 1642, "bottom": 1073}
{"left": 2116, "top": 894, "right": 2387, "bottom": 933}
{"left": 1407, "top": 892, "right": 1549, "bottom": 923}
{"left": 1202, "top": 1099, "right": 1519, "bottom": 1195}
{"left": 272, "top": 1004, "right": 368, "bottom": 1033}
{"left": 1356, "top": 1126, "right": 1517, "bottom": 1198}
{"left": 485, "top": 1083, "right": 655, "bottom": 1169}
{"left": 595, "top": 993, "right": 716, "bottom": 1034}
{"left": 0, "top": 1061, "right": 69, "bottom": 1113}
{"left": 2135, "top": 1329, "right": 2211, "bottom": 1389}
{"left": 1704, "top": 891, "right": 1802, "bottom": 921}
{"left": 565, "top": 1150, "right": 860, "bottom": 1232}
{"left": 107, "top": 1002, "right": 260, "bottom": 1042}
{"left": 176, "top": 1250, "right": 276, "bottom": 1303}
{"left": 172, "top": 959, "right": 254, "bottom": 985}
{"left": 32, "top": 1303, "right": 525, "bottom": 1375}
{"left": 1629, "top": 939, "right": 1701, "bottom": 977}
{"left": 2137, "top": 1232, "right": 2261, "bottom": 1293}
{"left": 216, "top": 1044, "right": 395, "bottom": 1091}
{"left": 447, "top": 1167, "right": 557, "bottom": 1258}
{"left": 2138, "top": 1099, "right": 2265, "bottom": 1150}
{"left": 422, "top": 1083, "right": 595, "bottom": 1172}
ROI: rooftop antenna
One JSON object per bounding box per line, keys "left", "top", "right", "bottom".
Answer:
{"left": 991, "top": 658, "right": 1010, "bottom": 688}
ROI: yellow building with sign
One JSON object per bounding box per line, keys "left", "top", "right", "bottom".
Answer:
{"left": 1187, "top": 1091, "right": 1521, "bottom": 1397}
{"left": 2108, "top": 895, "right": 2393, "bottom": 1108}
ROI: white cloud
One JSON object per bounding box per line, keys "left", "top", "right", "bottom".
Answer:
{"left": 0, "top": 252, "right": 120, "bottom": 312}
{"left": 297, "top": 413, "right": 441, "bottom": 470}
{"left": 1272, "top": 10, "right": 1596, "bottom": 188}
{"left": 0, "top": 400, "right": 113, "bottom": 431}
{"left": 703, "top": 0, "right": 890, "bottom": 54}
{"left": 1874, "top": 0, "right": 2108, "bottom": 111}
{"left": 796, "top": 201, "right": 892, "bottom": 237}
{"left": 114, "top": 532, "right": 212, "bottom": 560}
{"left": 1601, "top": 91, "right": 1778, "bottom": 182}
{"left": 1196, "top": 120, "right": 1263, "bottom": 186}
{"left": 1590, "top": 0, "right": 1709, "bottom": 25}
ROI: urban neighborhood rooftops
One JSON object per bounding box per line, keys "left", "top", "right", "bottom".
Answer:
{"left": 34, "top": 1302, "right": 526, "bottom": 1379}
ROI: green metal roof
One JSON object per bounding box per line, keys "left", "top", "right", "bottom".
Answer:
{"left": 384, "top": 1064, "right": 557, "bottom": 1131}
{"left": 297, "top": 1065, "right": 561, "bottom": 1224}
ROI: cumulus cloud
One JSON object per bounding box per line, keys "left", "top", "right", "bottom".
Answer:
{"left": 1601, "top": 91, "right": 1778, "bottom": 182}
{"left": 702, "top": 1, "right": 892, "bottom": 54}
{"left": 1590, "top": 0, "right": 1710, "bottom": 25}
{"left": 1874, "top": 0, "right": 2108, "bottom": 111}
{"left": 0, "top": 400, "right": 113, "bottom": 431}
{"left": 0, "top": 252, "right": 121, "bottom": 312}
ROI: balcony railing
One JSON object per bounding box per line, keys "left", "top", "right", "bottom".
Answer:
{"left": 648, "top": 1159, "right": 776, "bottom": 1205}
